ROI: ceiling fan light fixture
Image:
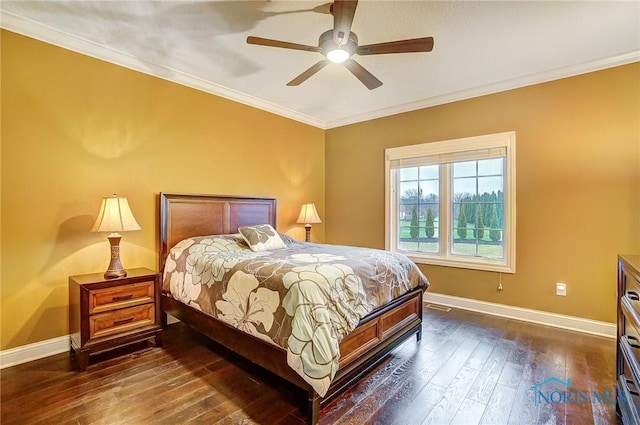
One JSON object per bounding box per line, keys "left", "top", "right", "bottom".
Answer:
{"left": 327, "top": 48, "right": 350, "bottom": 63}
{"left": 246, "top": 1, "right": 434, "bottom": 89}
{"left": 320, "top": 29, "right": 356, "bottom": 64}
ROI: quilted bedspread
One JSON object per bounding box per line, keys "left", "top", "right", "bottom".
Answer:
{"left": 162, "top": 234, "right": 429, "bottom": 396}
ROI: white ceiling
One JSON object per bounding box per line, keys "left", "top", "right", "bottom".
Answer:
{"left": 2, "top": 1, "right": 639, "bottom": 129}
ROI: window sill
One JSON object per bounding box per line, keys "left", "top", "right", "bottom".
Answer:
{"left": 402, "top": 252, "right": 515, "bottom": 274}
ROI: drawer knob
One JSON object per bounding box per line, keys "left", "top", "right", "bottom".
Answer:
{"left": 112, "top": 294, "right": 134, "bottom": 301}
{"left": 626, "top": 291, "right": 640, "bottom": 301}
{"left": 113, "top": 317, "right": 135, "bottom": 326}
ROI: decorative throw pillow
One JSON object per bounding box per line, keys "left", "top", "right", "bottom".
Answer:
{"left": 238, "top": 224, "right": 286, "bottom": 252}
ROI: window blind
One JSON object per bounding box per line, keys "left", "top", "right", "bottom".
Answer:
{"left": 388, "top": 147, "right": 506, "bottom": 169}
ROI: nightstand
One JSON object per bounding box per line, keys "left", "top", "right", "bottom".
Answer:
{"left": 69, "top": 267, "right": 162, "bottom": 371}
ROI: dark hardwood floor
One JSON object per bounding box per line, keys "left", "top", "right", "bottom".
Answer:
{"left": 1, "top": 306, "right": 620, "bottom": 425}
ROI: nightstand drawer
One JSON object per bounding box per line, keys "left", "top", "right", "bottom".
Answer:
{"left": 89, "top": 280, "right": 155, "bottom": 314}
{"left": 90, "top": 304, "right": 155, "bottom": 339}
{"left": 69, "top": 268, "right": 162, "bottom": 371}
{"left": 618, "top": 374, "right": 640, "bottom": 425}
{"left": 627, "top": 269, "right": 640, "bottom": 294}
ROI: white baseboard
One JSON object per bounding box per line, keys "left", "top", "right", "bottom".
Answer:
{"left": 1, "top": 298, "right": 614, "bottom": 370}
{"left": 424, "top": 292, "right": 616, "bottom": 338}
{"left": 0, "top": 315, "right": 181, "bottom": 369}
{"left": 0, "top": 335, "right": 70, "bottom": 369}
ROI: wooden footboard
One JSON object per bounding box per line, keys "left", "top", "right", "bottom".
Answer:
{"left": 323, "top": 289, "right": 423, "bottom": 402}
{"left": 339, "top": 289, "right": 422, "bottom": 369}
{"left": 162, "top": 287, "right": 423, "bottom": 424}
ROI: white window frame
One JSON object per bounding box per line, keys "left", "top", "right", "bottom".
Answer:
{"left": 385, "top": 131, "right": 516, "bottom": 273}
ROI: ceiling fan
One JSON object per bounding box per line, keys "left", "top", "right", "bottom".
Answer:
{"left": 246, "top": 0, "right": 434, "bottom": 90}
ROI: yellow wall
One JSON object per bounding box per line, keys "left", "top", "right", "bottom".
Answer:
{"left": 2, "top": 28, "right": 639, "bottom": 351}
{"left": 1, "top": 31, "right": 325, "bottom": 350}
{"left": 326, "top": 63, "right": 640, "bottom": 323}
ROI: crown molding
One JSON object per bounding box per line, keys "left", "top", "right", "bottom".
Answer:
{"left": 0, "top": 11, "right": 327, "bottom": 129}
{"left": 325, "top": 50, "right": 640, "bottom": 129}
{"left": 2, "top": 10, "right": 638, "bottom": 131}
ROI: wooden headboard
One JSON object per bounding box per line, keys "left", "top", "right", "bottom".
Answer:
{"left": 159, "top": 193, "right": 277, "bottom": 271}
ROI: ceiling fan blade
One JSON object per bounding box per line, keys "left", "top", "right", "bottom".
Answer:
{"left": 344, "top": 59, "right": 382, "bottom": 90}
{"left": 287, "top": 60, "right": 330, "bottom": 86}
{"left": 356, "top": 37, "right": 434, "bottom": 55}
{"left": 312, "top": 3, "right": 333, "bottom": 14}
{"left": 332, "top": 0, "right": 358, "bottom": 46}
{"left": 247, "top": 36, "right": 321, "bottom": 53}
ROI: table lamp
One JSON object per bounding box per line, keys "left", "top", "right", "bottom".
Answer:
{"left": 91, "top": 194, "right": 141, "bottom": 279}
{"left": 296, "top": 203, "right": 322, "bottom": 242}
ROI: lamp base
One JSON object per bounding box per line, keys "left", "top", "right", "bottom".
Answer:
{"left": 104, "top": 234, "right": 127, "bottom": 279}
{"left": 304, "top": 224, "right": 312, "bottom": 243}
{"left": 104, "top": 268, "right": 127, "bottom": 279}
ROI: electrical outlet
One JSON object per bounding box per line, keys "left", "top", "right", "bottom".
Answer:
{"left": 556, "top": 282, "right": 567, "bottom": 296}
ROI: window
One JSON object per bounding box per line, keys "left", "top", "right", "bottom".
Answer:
{"left": 385, "top": 132, "right": 516, "bottom": 273}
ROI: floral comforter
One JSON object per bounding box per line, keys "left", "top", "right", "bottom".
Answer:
{"left": 163, "top": 234, "right": 429, "bottom": 396}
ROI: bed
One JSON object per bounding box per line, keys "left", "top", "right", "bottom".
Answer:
{"left": 158, "top": 193, "right": 429, "bottom": 424}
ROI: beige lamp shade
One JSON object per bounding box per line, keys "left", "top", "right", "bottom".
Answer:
{"left": 296, "top": 203, "right": 322, "bottom": 225}
{"left": 296, "top": 203, "right": 321, "bottom": 243}
{"left": 91, "top": 194, "right": 141, "bottom": 234}
{"left": 91, "top": 194, "right": 140, "bottom": 279}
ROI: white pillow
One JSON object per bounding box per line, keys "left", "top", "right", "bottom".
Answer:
{"left": 238, "top": 224, "right": 286, "bottom": 252}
